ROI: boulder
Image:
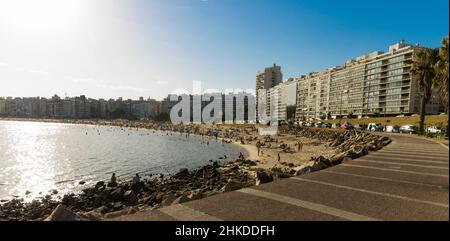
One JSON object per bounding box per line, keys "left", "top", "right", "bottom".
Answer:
{"left": 123, "top": 190, "right": 138, "bottom": 206}
{"left": 161, "top": 194, "right": 177, "bottom": 206}
{"left": 45, "top": 204, "right": 88, "bottom": 221}
{"left": 294, "top": 166, "right": 312, "bottom": 176}
{"left": 174, "top": 168, "right": 190, "bottom": 179}
{"left": 220, "top": 180, "right": 244, "bottom": 193}
{"left": 255, "top": 171, "right": 273, "bottom": 186}
{"left": 104, "top": 209, "right": 130, "bottom": 219}
{"left": 188, "top": 190, "right": 205, "bottom": 200}
{"left": 329, "top": 152, "right": 346, "bottom": 165}
{"left": 110, "top": 188, "right": 124, "bottom": 202}
{"left": 77, "top": 210, "right": 103, "bottom": 221}
{"left": 171, "top": 195, "right": 191, "bottom": 205}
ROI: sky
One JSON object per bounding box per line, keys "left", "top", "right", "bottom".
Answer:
{"left": 0, "top": 0, "right": 448, "bottom": 100}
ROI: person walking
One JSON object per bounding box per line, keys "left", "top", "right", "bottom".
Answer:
{"left": 256, "top": 140, "right": 261, "bottom": 156}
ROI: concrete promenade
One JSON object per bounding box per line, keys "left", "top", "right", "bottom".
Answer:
{"left": 114, "top": 134, "right": 449, "bottom": 221}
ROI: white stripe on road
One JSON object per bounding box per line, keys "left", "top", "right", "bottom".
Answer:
{"left": 292, "top": 177, "right": 449, "bottom": 208}
{"left": 363, "top": 155, "right": 449, "bottom": 164}
{"left": 159, "top": 204, "right": 222, "bottom": 221}
{"left": 373, "top": 152, "right": 449, "bottom": 159}
{"left": 355, "top": 159, "right": 449, "bottom": 170}
{"left": 341, "top": 164, "right": 449, "bottom": 178}
{"left": 237, "top": 188, "right": 379, "bottom": 221}
{"left": 322, "top": 170, "right": 447, "bottom": 189}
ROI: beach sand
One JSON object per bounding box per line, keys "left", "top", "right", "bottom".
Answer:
{"left": 230, "top": 133, "right": 335, "bottom": 170}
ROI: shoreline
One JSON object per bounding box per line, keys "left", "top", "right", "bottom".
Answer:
{"left": 0, "top": 119, "right": 392, "bottom": 221}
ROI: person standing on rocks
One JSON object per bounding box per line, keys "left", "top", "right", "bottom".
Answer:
{"left": 109, "top": 173, "right": 117, "bottom": 187}
{"left": 202, "top": 166, "right": 209, "bottom": 185}
{"left": 133, "top": 173, "right": 141, "bottom": 184}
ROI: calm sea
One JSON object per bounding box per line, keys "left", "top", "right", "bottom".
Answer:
{"left": 0, "top": 120, "right": 245, "bottom": 201}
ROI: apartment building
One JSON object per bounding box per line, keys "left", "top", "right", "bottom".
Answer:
{"left": 0, "top": 97, "right": 6, "bottom": 115}
{"left": 256, "top": 64, "right": 283, "bottom": 120}
{"left": 295, "top": 41, "right": 443, "bottom": 120}
{"left": 295, "top": 71, "right": 331, "bottom": 120}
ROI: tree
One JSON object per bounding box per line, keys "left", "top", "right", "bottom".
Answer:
{"left": 434, "top": 36, "right": 449, "bottom": 110}
{"left": 411, "top": 48, "right": 438, "bottom": 134}
{"left": 434, "top": 36, "right": 449, "bottom": 136}
{"left": 348, "top": 112, "right": 354, "bottom": 119}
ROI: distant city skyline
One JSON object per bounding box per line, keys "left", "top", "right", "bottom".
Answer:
{"left": 0, "top": 0, "right": 448, "bottom": 101}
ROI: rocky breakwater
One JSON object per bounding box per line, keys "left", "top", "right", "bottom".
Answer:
{"left": 0, "top": 159, "right": 260, "bottom": 221}
{"left": 280, "top": 126, "right": 392, "bottom": 175}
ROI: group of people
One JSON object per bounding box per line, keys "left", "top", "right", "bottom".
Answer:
{"left": 108, "top": 172, "right": 142, "bottom": 187}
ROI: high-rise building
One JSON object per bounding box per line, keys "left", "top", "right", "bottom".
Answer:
{"left": 294, "top": 41, "right": 443, "bottom": 120}
{"left": 256, "top": 64, "right": 282, "bottom": 121}
{"left": 0, "top": 97, "right": 6, "bottom": 115}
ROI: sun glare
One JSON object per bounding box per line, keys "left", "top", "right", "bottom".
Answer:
{"left": 0, "top": 0, "right": 82, "bottom": 33}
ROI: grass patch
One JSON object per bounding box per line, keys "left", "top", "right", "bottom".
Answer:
{"left": 322, "top": 115, "right": 448, "bottom": 128}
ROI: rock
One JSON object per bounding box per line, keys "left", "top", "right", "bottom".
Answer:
{"left": 171, "top": 195, "right": 191, "bottom": 205}
{"left": 330, "top": 152, "right": 346, "bottom": 165}
{"left": 113, "top": 202, "right": 123, "bottom": 211}
{"left": 25, "top": 190, "right": 31, "bottom": 195}
{"left": 188, "top": 190, "right": 204, "bottom": 200}
{"left": 110, "top": 188, "right": 124, "bottom": 202}
{"left": 220, "top": 180, "right": 243, "bottom": 193}
{"left": 161, "top": 194, "right": 177, "bottom": 206}
{"left": 342, "top": 156, "right": 353, "bottom": 163}
{"left": 255, "top": 171, "right": 273, "bottom": 186}
{"left": 104, "top": 209, "right": 130, "bottom": 219}
{"left": 45, "top": 204, "right": 88, "bottom": 221}
{"left": 95, "top": 181, "right": 105, "bottom": 189}
{"left": 77, "top": 210, "right": 103, "bottom": 221}
{"left": 79, "top": 181, "right": 86, "bottom": 185}
{"left": 97, "top": 206, "right": 109, "bottom": 214}
{"left": 123, "top": 190, "right": 138, "bottom": 206}
{"left": 294, "top": 165, "right": 312, "bottom": 176}
{"left": 174, "top": 168, "right": 190, "bottom": 179}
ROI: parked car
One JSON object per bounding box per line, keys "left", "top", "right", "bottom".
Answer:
{"left": 400, "top": 125, "right": 417, "bottom": 134}
{"left": 340, "top": 122, "right": 353, "bottom": 129}
{"left": 278, "top": 120, "right": 286, "bottom": 126}
{"left": 314, "top": 122, "right": 324, "bottom": 128}
{"left": 323, "top": 123, "right": 332, "bottom": 128}
{"left": 386, "top": 125, "right": 401, "bottom": 133}
{"left": 367, "top": 123, "right": 383, "bottom": 132}
{"left": 331, "top": 123, "right": 341, "bottom": 129}
{"left": 411, "top": 113, "right": 419, "bottom": 117}
{"left": 427, "top": 126, "right": 443, "bottom": 134}
{"left": 396, "top": 115, "right": 405, "bottom": 118}
{"left": 305, "top": 122, "right": 314, "bottom": 127}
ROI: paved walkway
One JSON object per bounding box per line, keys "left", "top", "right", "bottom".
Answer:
{"left": 114, "top": 134, "right": 449, "bottom": 221}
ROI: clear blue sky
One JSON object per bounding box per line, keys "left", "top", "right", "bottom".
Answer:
{"left": 0, "top": 0, "right": 448, "bottom": 100}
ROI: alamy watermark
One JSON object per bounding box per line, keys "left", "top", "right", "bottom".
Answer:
{"left": 168, "top": 81, "right": 279, "bottom": 135}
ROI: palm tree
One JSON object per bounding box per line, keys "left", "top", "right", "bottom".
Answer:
{"left": 411, "top": 48, "right": 437, "bottom": 134}
{"left": 434, "top": 36, "right": 449, "bottom": 109}
{"left": 434, "top": 36, "right": 449, "bottom": 135}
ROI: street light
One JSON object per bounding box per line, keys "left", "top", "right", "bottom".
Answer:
{"left": 339, "top": 90, "right": 349, "bottom": 119}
